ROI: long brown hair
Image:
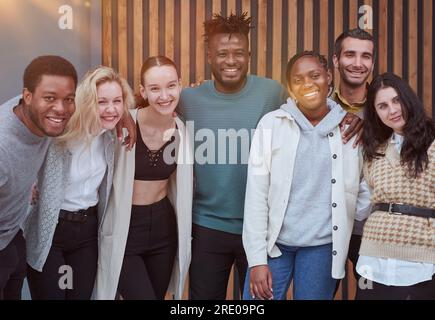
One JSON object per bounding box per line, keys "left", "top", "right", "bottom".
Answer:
{"left": 136, "top": 55, "right": 180, "bottom": 108}
{"left": 363, "top": 73, "right": 435, "bottom": 178}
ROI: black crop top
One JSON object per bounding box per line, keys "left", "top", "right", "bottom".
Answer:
{"left": 134, "top": 122, "right": 177, "bottom": 181}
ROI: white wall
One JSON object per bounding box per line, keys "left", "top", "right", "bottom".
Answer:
{"left": 0, "top": 0, "right": 101, "bottom": 104}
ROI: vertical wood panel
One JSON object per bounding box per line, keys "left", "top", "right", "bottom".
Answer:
{"left": 423, "top": 0, "right": 432, "bottom": 116}
{"left": 133, "top": 0, "right": 143, "bottom": 91}
{"left": 288, "top": 0, "right": 298, "bottom": 61}
{"left": 118, "top": 0, "right": 128, "bottom": 78}
{"left": 242, "top": 0, "right": 251, "bottom": 18}
{"left": 408, "top": 0, "right": 418, "bottom": 92}
{"left": 102, "top": 0, "right": 112, "bottom": 66}
{"left": 196, "top": 0, "right": 205, "bottom": 82}
{"left": 393, "top": 0, "right": 403, "bottom": 77}
{"left": 304, "top": 0, "right": 313, "bottom": 50}
{"left": 272, "top": 0, "right": 282, "bottom": 80}
{"left": 349, "top": 0, "right": 358, "bottom": 29}
{"left": 165, "top": 0, "right": 175, "bottom": 60}
{"left": 319, "top": 0, "right": 328, "bottom": 57}
{"left": 213, "top": 0, "right": 221, "bottom": 15}
{"left": 364, "top": 0, "right": 373, "bottom": 35}
{"left": 180, "top": 1, "right": 190, "bottom": 86}
{"left": 334, "top": 0, "right": 343, "bottom": 42}
{"left": 257, "top": 0, "right": 267, "bottom": 76}
{"left": 228, "top": 0, "right": 237, "bottom": 14}
{"left": 242, "top": 0, "right": 251, "bottom": 73}
{"left": 334, "top": 0, "right": 343, "bottom": 84}
{"left": 378, "top": 0, "right": 388, "bottom": 74}
{"left": 149, "top": 0, "right": 159, "bottom": 56}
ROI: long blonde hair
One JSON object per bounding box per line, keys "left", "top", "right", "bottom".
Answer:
{"left": 58, "top": 66, "right": 135, "bottom": 143}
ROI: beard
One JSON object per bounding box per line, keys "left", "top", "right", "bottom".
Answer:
{"left": 211, "top": 68, "right": 248, "bottom": 92}
{"left": 339, "top": 66, "right": 371, "bottom": 88}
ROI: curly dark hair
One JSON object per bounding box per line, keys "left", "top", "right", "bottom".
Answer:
{"left": 23, "top": 55, "right": 78, "bottom": 93}
{"left": 286, "top": 51, "right": 328, "bottom": 82}
{"left": 363, "top": 73, "right": 435, "bottom": 178}
{"left": 204, "top": 12, "right": 253, "bottom": 45}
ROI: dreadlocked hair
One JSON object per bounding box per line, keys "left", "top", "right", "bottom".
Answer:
{"left": 204, "top": 11, "right": 253, "bottom": 45}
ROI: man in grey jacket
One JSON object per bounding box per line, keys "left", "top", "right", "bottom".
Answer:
{"left": 0, "top": 55, "right": 78, "bottom": 300}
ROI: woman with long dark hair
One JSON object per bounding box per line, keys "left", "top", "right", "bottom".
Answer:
{"left": 356, "top": 72, "right": 435, "bottom": 299}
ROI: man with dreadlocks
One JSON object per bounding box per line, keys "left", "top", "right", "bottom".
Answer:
{"left": 178, "top": 12, "right": 287, "bottom": 300}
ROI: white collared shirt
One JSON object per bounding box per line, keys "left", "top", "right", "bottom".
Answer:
{"left": 357, "top": 133, "right": 435, "bottom": 286}
{"left": 61, "top": 132, "right": 107, "bottom": 212}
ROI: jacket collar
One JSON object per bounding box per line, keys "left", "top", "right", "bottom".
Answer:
{"left": 384, "top": 135, "right": 401, "bottom": 166}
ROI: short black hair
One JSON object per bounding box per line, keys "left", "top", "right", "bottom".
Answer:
{"left": 286, "top": 51, "right": 328, "bottom": 81}
{"left": 334, "top": 28, "right": 375, "bottom": 59}
{"left": 23, "top": 55, "right": 78, "bottom": 93}
{"left": 204, "top": 12, "right": 253, "bottom": 46}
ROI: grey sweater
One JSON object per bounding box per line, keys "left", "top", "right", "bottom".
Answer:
{"left": 0, "top": 99, "right": 51, "bottom": 250}
{"left": 277, "top": 99, "right": 346, "bottom": 247}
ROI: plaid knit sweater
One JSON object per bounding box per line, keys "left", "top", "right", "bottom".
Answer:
{"left": 361, "top": 139, "right": 435, "bottom": 264}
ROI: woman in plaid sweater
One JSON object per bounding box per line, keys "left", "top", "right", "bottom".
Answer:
{"left": 356, "top": 73, "right": 435, "bottom": 299}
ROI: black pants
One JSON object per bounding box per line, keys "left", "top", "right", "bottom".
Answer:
{"left": 356, "top": 275, "right": 435, "bottom": 300}
{"left": 347, "top": 234, "right": 362, "bottom": 282}
{"left": 27, "top": 210, "right": 98, "bottom": 300}
{"left": 189, "top": 224, "right": 247, "bottom": 300}
{"left": 117, "top": 197, "right": 177, "bottom": 300}
{"left": 0, "top": 230, "right": 26, "bottom": 300}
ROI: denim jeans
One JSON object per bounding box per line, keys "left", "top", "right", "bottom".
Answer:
{"left": 243, "top": 243, "right": 337, "bottom": 300}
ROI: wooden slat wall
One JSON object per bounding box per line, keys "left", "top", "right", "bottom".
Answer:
{"left": 102, "top": 0, "right": 433, "bottom": 118}
{"left": 102, "top": 0, "right": 434, "bottom": 299}
{"left": 102, "top": 0, "right": 435, "bottom": 115}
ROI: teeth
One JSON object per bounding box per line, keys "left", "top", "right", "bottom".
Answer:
{"left": 103, "top": 116, "right": 116, "bottom": 121}
{"left": 224, "top": 68, "right": 238, "bottom": 72}
{"left": 47, "top": 117, "right": 63, "bottom": 123}
{"left": 304, "top": 91, "right": 318, "bottom": 98}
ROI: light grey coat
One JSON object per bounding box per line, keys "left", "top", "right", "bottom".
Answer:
{"left": 23, "top": 130, "right": 116, "bottom": 271}
{"left": 93, "top": 110, "right": 194, "bottom": 300}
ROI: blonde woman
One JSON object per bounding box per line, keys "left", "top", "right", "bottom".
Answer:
{"left": 94, "top": 56, "right": 193, "bottom": 300}
{"left": 23, "top": 66, "right": 135, "bottom": 300}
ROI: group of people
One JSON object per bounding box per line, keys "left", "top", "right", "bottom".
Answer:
{"left": 0, "top": 12, "right": 433, "bottom": 301}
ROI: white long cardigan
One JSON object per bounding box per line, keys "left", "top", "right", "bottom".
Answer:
{"left": 93, "top": 108, "right": 193, "bottom": 299}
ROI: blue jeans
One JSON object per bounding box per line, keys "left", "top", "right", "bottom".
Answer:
{"left": 243, "top": 243, "right": 337, "bottom": 300}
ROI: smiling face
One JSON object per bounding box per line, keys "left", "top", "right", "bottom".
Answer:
{"left": 288, "top": 55, "right": 331, "bottom": 116}
{"left": 374, "top": 86, "right": 406, "bottom": 134}
{"left": 22, "top": 74, "right": 76, "bottom": 137}
{"left": 207, "top": 33, "right": 250, "bottom": 94}
{"left": 140, "top": 65, "right": 181, "bottom": 116}
{"left": 333, "top": 37, "right": 374, "bottom": 87}
{"left": 97, "top": 81, "right": 124, "bottom": 130}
